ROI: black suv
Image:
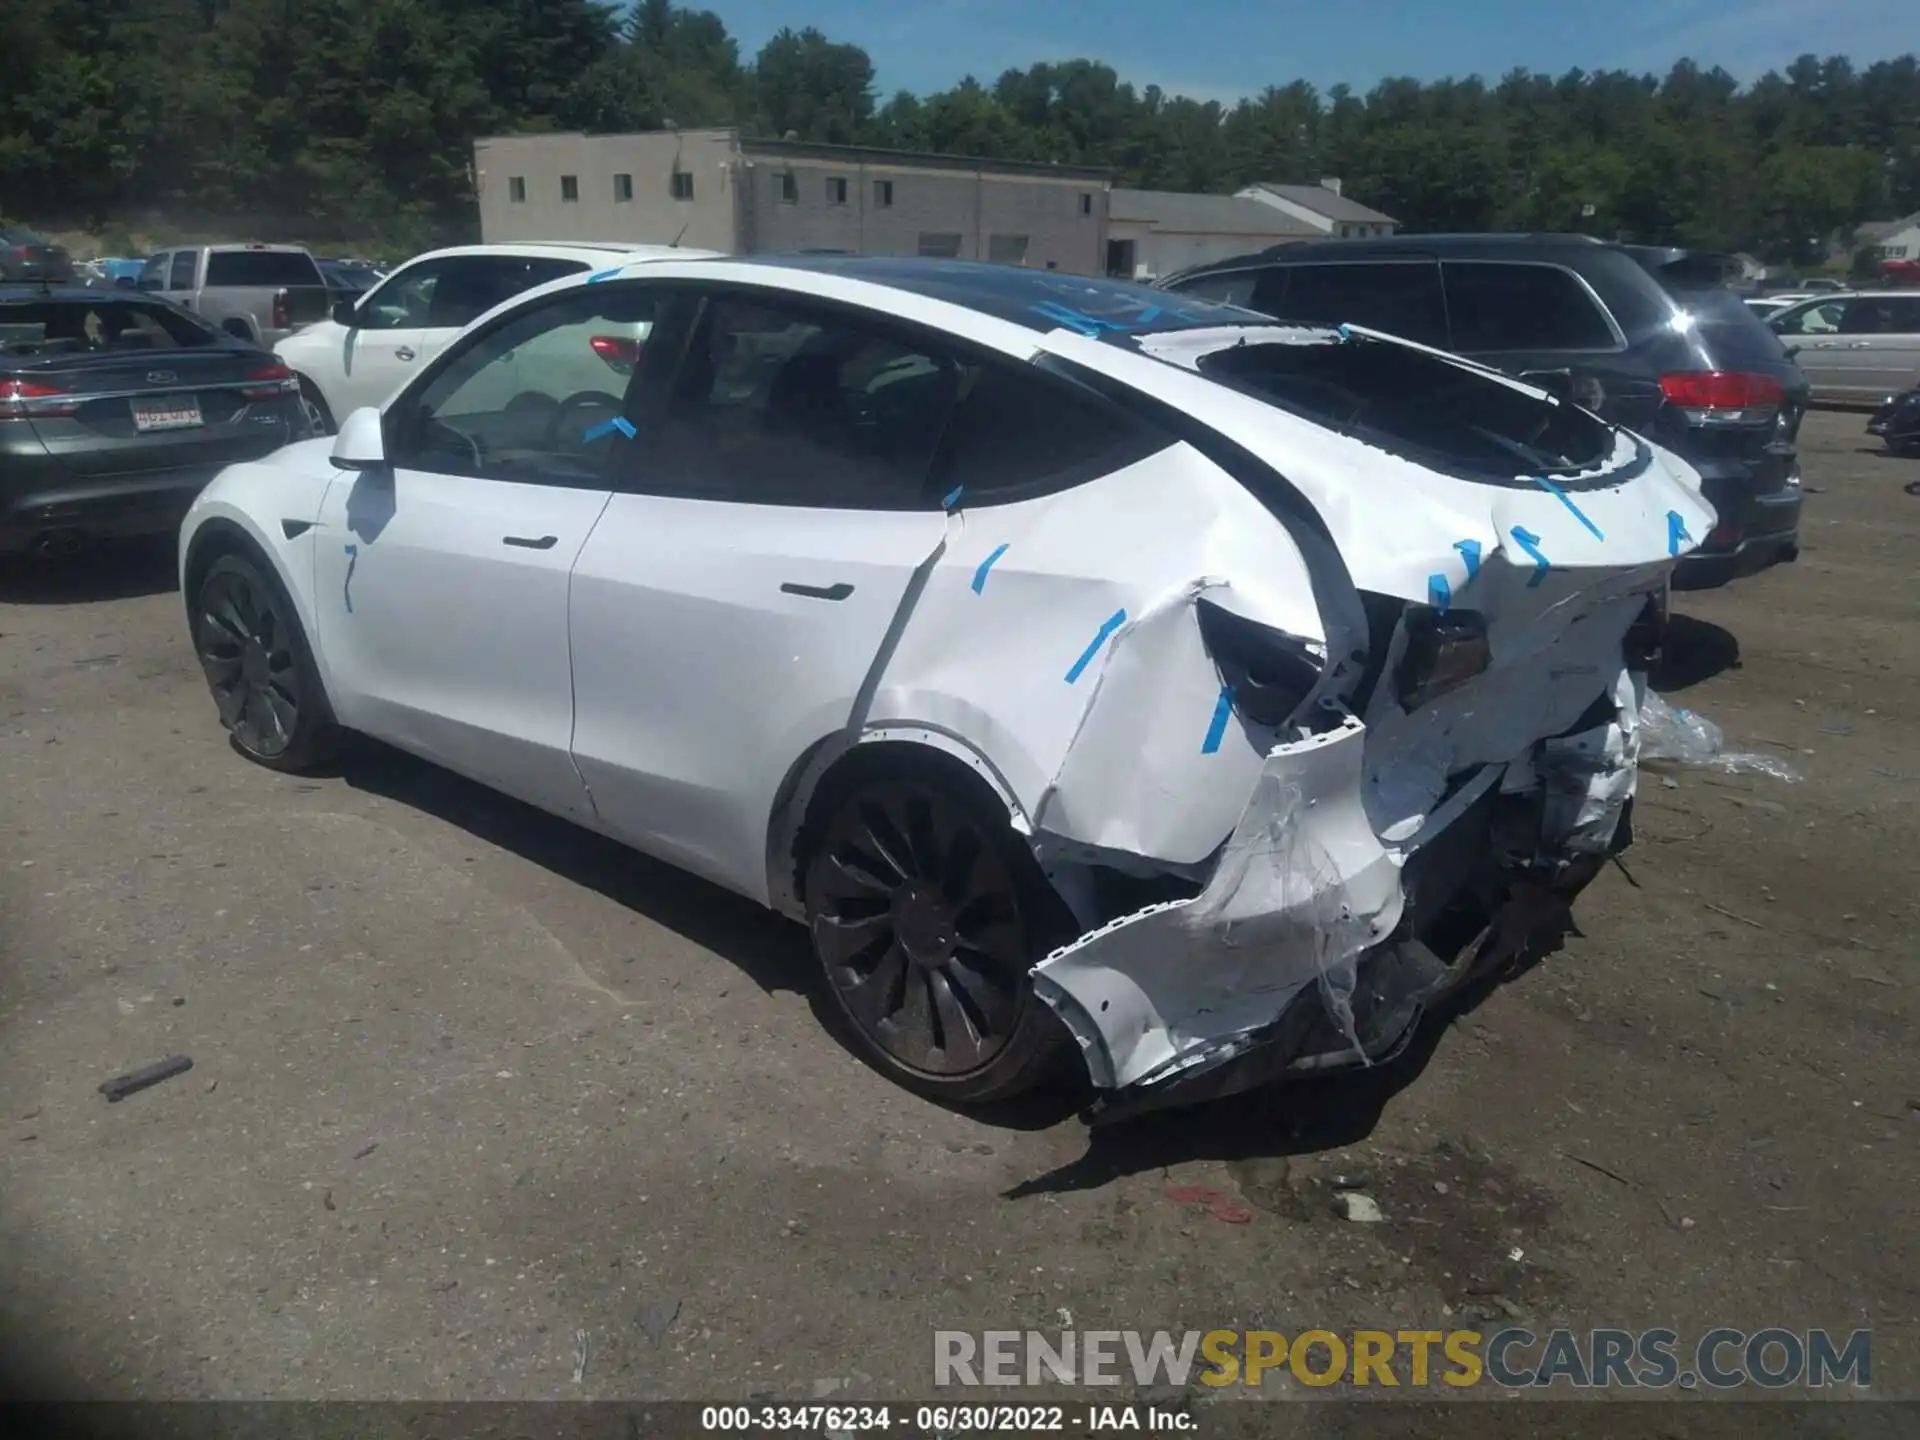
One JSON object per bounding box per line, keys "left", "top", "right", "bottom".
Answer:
{"left": 1160, "top": 235, "right": 1807, "bottom": 587}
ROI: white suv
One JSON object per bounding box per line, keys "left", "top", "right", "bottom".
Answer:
{"left": 275, "top": 242, "right": 708, "bottom": 432}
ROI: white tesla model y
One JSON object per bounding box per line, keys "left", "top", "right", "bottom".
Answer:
{"left": 180, "top": 256, "right": 1713, "bottom": 1115}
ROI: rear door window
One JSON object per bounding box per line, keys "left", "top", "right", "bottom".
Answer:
{"left": 1443, "top": 262, "right": 1619, "bottom": 351}
{"left": 0, "top": 299, "right": 217, "bottom": 356}
{"left": 637, "top": 293, "right": 959, "bottom": 508}
{"left": 1169, "top": 269, "right": 1261, "bottom": 307}
{"left": 1839, "top": 297, "right": 1920, "bottom": 335}
{"left": 168, "top": 251, "right": 198, "bottom": 289}
{"left": 1249, "top": 262, "right": 1450, "bottom": 347}
{"left": 425, "top": 256, "right": 588, "bottom": 329}
{"left": 203, "top": 250, "right": 322, "bottom": 287}
{"left": 932, "top": 362, "right": 1171, "bottom": 504}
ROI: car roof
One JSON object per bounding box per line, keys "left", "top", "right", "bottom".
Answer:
{"left": 731, "top": 254, "right": 1257, "bottom": 335}
{"left": 0, "top": 284, "right": 167, "bottom": 303}
{"left": 1163, "top": 232, "right": 1699, "bottom": 286}
{"left": 402, "top": 241, "right": 714, "bottom": 267}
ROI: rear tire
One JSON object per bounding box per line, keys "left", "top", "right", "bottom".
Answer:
{"left": 800, "top": 756, "right": 1074, "bottom": 1104}
{"left": 192, "top": 552, "right": 338, "bottom": 772}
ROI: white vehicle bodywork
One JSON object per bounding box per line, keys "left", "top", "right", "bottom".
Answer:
{"left": 187, "top": 257, "right": 1714, "bottom": 1108}
{"left": 274, "top": 242, "right": 711, "bottom": 425}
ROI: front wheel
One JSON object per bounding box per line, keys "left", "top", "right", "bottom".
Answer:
{"left": 193, "top": 552, "right": 338, "bottom": 771}
{"left": 801, "top": 763, "right": 1073, "bottom": 1103}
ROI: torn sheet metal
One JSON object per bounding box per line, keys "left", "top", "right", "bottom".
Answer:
{"left": 1040, "top": 327, "right": 1717, "bottom": 604}
{"left": 863, "top": 442, "right": 1337, "bottom": 867}
{"left": 1538, "top": 668, "right": 1645, "bottom": 855}
{"left": 1033, "top": 717, "right": 1403, "bottom": 1091}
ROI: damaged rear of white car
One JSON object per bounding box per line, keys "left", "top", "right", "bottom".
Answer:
{"left": 819, "top": 280, "right": 1715, "bottom": 1119}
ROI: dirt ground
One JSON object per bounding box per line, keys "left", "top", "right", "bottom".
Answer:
{"left": 0, "top": 411, "right": 1914, "bottom": 1433}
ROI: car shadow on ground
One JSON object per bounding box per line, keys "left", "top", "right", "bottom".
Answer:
{"left": 1002, "top": 920, "right": 1579, "bottom": 1197}
{"left": 0, "top": 538, "right": 178, "bottom": 605}
{"left": 331, "top": 737, "right": 814, "bottom": 1001}
{"left": 1649, "top": 612, "right": 1741, "bottom": 693}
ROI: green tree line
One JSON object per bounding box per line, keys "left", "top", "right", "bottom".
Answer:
{"left": 2, "top": 0, "right": 1916, "bottom": 262}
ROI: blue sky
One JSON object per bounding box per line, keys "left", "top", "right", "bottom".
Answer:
{"left": 693, "top": 0, "right": 1917, "bottom": 102}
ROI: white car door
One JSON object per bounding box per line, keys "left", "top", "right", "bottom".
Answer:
{"left": 311, "top": 286, "right": 648, "bottom": 819}
{"left": 332, "top": 253, "right": 596, "bottom": 416}
{"left": 1771, "top": 298, "right": 1852, "bottom": 399}
{"left": 568, "top": 287, "right": 957, "bottom": 900}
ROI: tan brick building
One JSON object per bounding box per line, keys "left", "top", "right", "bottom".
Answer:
{"left": 474, "top": 128, "right": 1112, "bottom": 275}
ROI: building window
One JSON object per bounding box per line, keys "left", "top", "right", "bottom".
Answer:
{"left": 918, "top": 232, "right": 963, "bottom": 259}
{"left": 561, "top": 175, "right": 579, "bottom": 203}
{"left": 614, "top": 173, "right": 634, "bottom": 202}
{"left": 508, "top": 176, "right": 527, "bottom": 204}
{"left": 874, "top": 179, "right": 894, "bottom": 208}
{"left": 826, "top": 176, "right": 848, "bottom": 205}
{"left": 670, "top": 170, "right": 693, "bottom": 201}
{"left": 779, "top": 171, "right": 798, "bottom": 204}
{"left": 988, "top": 234, "right": 1030, "bottom": 266}
{"left": 1079, "top": 193, "right": 1092, "bottom": 216}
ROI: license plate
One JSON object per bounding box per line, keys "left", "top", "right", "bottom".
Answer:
{"left": 131, "top": 396, "right": 202, "bottom": 431}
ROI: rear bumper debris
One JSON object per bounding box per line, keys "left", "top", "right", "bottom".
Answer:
{"left": 1035, "top": 669, "right": 1643, "bottom": 1120}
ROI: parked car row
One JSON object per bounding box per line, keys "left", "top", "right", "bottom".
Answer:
{"left": 7, "top": 222, "right": 1913, "bottom": 1112}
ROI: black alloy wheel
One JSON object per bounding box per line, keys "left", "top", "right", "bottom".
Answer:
{"left": 803, "top": 769, "right": 1068, "bottom": 1102}
{"left": 194, "top": 553, "right": 335, "bottom": 771}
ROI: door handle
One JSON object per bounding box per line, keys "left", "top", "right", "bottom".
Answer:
{"left": 781, "top": 581, "right": 854, "bottom": 601}
{"left": 395, "top": 346, "right": 417, "bottom": 361}
{"left": 503, "top": 534, "right": 558, "bottom": 550}
{"left": 1850, "top": 342, "right": 1874, "bottom": 349}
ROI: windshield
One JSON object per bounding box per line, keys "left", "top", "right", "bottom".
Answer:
{"left": 0, "top": 298, "right": 217, "bottom": 356}
{"left": 1154, "top": 327, "right": 1619, "bottom": 485}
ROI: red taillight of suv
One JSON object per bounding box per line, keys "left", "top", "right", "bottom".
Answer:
{"left": 590, "top": 334, "right": 643, "bottom": 371}
{"left": 271, "top": 288, "right": 290, "bottom": 332}
{"left": 0, "top": 378, "right": 76, "bottom": 420}
{"left": 1659, "top": 371, "right": 1783, "bottom": 425}
{"left": 240, "top": 362, "right": 299, "bottom": 400}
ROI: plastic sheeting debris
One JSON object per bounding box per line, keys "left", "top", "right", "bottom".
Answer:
{"left": 1639, "top": 691, "right": 1801, "bottom": 782}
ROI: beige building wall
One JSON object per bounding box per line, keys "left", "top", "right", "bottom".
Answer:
{"left": 474, "top": 128, "right": 741, "bottom": 252}
{"left": 737, "top": 152, "right": 1105, "bottom": 274}
{"left": 474, "top": 129, "right": 1111, "bottom": 276}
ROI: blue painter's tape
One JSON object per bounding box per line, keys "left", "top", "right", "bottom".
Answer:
{"left": 342, "top": 543, "right": 357, "bottom": 614}
{"left": 1201, "top": 684, "right": 1234, "bottom": 754}
{"left": 971, "top": 542, "right": 1008, "bottom": 594}
{"left": 1134, "top": 305, "right": 1162, "bottom": 326}
{"left": 1454, "top": 538, "right": 1482, "bottom": 578}
{"left": 587, "top": 266, "right": 623, "bottom": 283}
{"left": 1510, "top": 525, "right": 1551, "bottom": 588}
{"left": 943, "top": 484, "right": 965, "bottom": 510}
{"left": 1667, "top": 510, "right": 1692, "bottom": 556}
{"left": 1428, "top": 573, "right": 1452, "bottom": 613}
{"left": 583, "top": 415, "right": 637, "bottom": 443}
{"left": 1030, "top": 300, "right": 1132, "bottom": 336}
{"left": 1064, "top": 608, "right": 1127, "bottom": 684}
{"left": 1531, "top": 474, "right": 1605, "bottom": 541}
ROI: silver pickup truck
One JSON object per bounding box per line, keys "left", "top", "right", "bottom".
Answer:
{"left": 136, "top": 244, "right": 332, "bottom": 347}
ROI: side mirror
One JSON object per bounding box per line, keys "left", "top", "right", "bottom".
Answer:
{"left": 331, "top": 407, "right": 387, "bottom": 471}
{"left": 331, "top": 298, "right": 360, "bottom": 328}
